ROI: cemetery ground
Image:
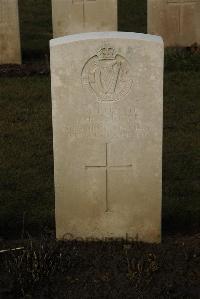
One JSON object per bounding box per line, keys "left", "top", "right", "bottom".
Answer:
{"left": 0, "top": 0, "right": 200, "bottom": 298}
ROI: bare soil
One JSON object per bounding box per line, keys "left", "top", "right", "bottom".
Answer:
{"left": 0, "top": 234, "right": 199, "bottom": 298}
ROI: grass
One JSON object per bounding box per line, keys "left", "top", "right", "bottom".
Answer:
{"left": 0, "top": 236, "right": 199, "bottom": 298}
{"left": 163, "top": 71, "right": 200, "bottom": 232}
{"left": 0, "top": 71, "right": 199, "bottom": 238}
{"left": 0, "top": 77, "right": 54, "bottom": 238}
{"left": 0, "top": 0, "right": 200, "bottom": 238}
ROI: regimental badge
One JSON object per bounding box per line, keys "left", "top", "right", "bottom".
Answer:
{"left": 81, "top": 45, "right": 133, "bottom": 102}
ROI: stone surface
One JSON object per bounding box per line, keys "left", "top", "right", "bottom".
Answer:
{"left": 0, "top": 0, "right": 21, "bottom": 64}
{"left": 52, "top": 0, "right": 117, "bottom": 38}
{"left": 50, "top": 32, "right": 164, "bottom": 243}
{"left": 148, "top": 0, "right": 200, "bottom": 47}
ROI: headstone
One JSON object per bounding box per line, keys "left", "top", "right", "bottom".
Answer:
{"left": 50, "top": 32, "right": 163, "bottom": 243}
{"left": 148, "top": 0, "right": 200, "bottom": 47}
{"left": 52, "top": 0, "right": 117, "bottom": 38}
{"left": 0, "top": 0, "right": 21, "bottom": 64}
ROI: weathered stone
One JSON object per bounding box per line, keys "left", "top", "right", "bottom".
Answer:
{"left": 0, "top": 0, "right": 21, "bottom": 64}
{"left": 50, "top": 32, "right": 164, "bottom": 243}
{"left": 148, "top": 0, "right": 200, "bottom": 47}
{"left": 52, "top": 0, "right": 117, "bottom": 38}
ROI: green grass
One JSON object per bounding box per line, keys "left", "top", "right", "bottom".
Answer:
{"left": 0, "top": 72, "right": 199, "bottom": 238}
{"left": 0, "top": 77, "right": 54, "bottom": 238}
{"left": 163, "top": 71, "right": 200, "bottom": 232}
{"left": 0, "top": 1, "right": 199, "bottom": 238}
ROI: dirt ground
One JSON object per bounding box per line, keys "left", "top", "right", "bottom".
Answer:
{"left": 0, "top": 234, "right": 199, "bottom": 298}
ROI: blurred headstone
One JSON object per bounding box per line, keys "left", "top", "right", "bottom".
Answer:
{"left": 52, "top": 0, "right": 117, "bottom": 37}
{"left": 148, "top": 0, "right": 200, "bottom": 47}
{"left": 0, "top": 0, "right": 21, "bottom": 64}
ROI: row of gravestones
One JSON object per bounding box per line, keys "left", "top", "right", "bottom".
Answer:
{"left": 1, "top": 0, "right": 200, "bottom": 64}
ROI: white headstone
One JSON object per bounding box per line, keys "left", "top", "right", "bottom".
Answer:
{"left": 50, "top": 32, "right": 164, "bottom": 243}
{"left": 148, "top": 0, "right": 200, "bottom": 47}
{"left": 52, "top": 0, "right": 117, "bottom": 38}
{"left": 0, "top": 0, "right": 21, "bottom": 64}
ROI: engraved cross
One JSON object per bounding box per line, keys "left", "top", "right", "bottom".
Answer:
{"left": 72, "top": 0, "right": 96, "bottom": 27}
{"left": 167, "top": 0, "right": 199, "bottom": 34}
{"left": 85, "top": 143, "right": 132, "bottom": 212}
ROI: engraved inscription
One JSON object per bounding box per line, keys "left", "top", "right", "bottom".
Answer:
{"left": 85, "top": 143, "right": 132, "bottom": 212}
{"left": 82, "top": 45, "right": 133, "bottom": 102}
{"left": 65, "top": 124, "right": 149, "bottom": 139}
{"left": 64, "top": 105, "right": 149, "bottom": 139}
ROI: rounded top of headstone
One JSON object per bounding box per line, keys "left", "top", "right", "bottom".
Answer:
{"left": 50, "top": 31, "right": 163, "bottom": 47}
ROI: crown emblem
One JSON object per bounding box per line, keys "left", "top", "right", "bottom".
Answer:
{"left": 97, "top": 46, "right": 116, "bottom": 60}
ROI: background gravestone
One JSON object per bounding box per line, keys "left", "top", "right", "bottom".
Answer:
{"left": 148, "top": 0, "right": 200, "bottom": 47}
{"left": 0, "top": 0, "right": 21, "bottom": 64}
{"left": 52, "top": 0, "right": 117, "bottom": 38}
{"left": 50, "top": 32, "right": 164, "bottom": 243}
